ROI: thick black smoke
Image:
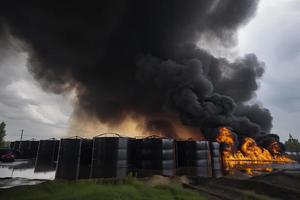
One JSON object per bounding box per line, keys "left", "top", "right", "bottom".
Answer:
{"left": 0, "top": 1, "right": 274, "bottom": 140}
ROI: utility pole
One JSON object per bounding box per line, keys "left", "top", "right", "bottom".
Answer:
{"left": 20, "top": 129, "right": 23, "bottom": 141}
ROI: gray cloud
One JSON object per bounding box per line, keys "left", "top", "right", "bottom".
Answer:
{"left": 239, "top": 0, "right": 300, "bottom": 140}
{"left": 0, "top": 34, "right": 72, "bottom": 140}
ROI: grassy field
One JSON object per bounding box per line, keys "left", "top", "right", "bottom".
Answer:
{"left": 0, "top": 178, "right": 208, "bottom": 200}
{"left": 2, "top": 171, "right": 300, "bottom": 200}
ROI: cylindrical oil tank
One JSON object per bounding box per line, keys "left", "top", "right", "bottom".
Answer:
{"left": 12, "top": 141, "right": 21, "bottom": 158}
{"left": 35, "top": 139, "right": 59, "bottom": 173}
{"left": 132, "top": 137, "right": 175, "bottom": 177}
{"left": 176, "top": 140, "right": 212, "bottom": 177}
{"left": 10, "top": 141, "right": 15, "bottom": 150}
{"left": 55, "top": 138, "right": 81, "bottom": 180}
{"left": 29, "top": 141, "right": 39, "bottom": 158}
{"left": 19, "top": 140, "right": 31, "bottom": 158}
{"left": 90, "top": 135, "right": 131, "bottom": 178}
{"left": 78, "top": 139, "right": 93, "bottom": 179}
{"left": 35, "top": 139, "right": 59, "bottom": 163}
{"left": 18, "top": 140, "right": 39, "bottom": 158}
{"left": 55, "top": 138, "right": 93, "bottom": 180}
{"left": 210, "top": 142, "right": 222, "bottom": 178}
{"left": 13, "top": 141, "right": 21, "bottom": 150}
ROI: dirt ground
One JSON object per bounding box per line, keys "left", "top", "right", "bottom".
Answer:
{"left": 137, "top": 169, "right": 299, "bottom": 200}
{"left": 186, "top": 170, "right": 300, "bottom": 200}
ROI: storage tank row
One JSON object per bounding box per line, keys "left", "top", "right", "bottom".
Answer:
{"left": 10, "top": 140, "right": 40, "bottom": 159}
{"left": 10, "top": 136, "right": 222, "bottom": 180}
{"left": 54, "top": 135, "right": 223, "bottom": 180}
{"left": 10, "top": 139, "right": 60, "bottom": 172}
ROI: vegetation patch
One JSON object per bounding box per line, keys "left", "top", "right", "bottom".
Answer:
{"left": 0, "top": 177, "right": 208, "bottom": 200}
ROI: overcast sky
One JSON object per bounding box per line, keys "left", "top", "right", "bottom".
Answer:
{"left": 1, "top": 0, "right": 300, "bottom": 141}
{"left": 238, "top": 0, "right": 300, "bottom": 140}
{"left": 0, "top": 35, "right": 73, "bottom": 140}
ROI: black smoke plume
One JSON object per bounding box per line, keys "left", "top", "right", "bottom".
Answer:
{"left": 0, "top": 1, "right": 275, "bottom": 141}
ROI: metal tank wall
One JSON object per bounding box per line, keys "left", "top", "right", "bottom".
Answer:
{"left": 11, "top": 141, "right": 21, "bottom": 158}
{"left": 55, "top": 138, "right": 93, "bottom": 180}
{"left": 19, "top": 141, "right": 31, "bottom": 158}
{"left": 78, "top": 139, "right": 93, "bottom": 179}
{"left": 18, "top": 140, "right": 39, "bottom": 158}
{"left": 210, "top": 142, "right": 223, "bottom": 178}
{"left": 34, "top": 139, "right": 59, "bottom": 172}
{"left": 10, "top": 141, "right": 15, "bottom": 150}
{"left": 176, "top": 140, "right": 212, "bottom": 177}
{"left": 55, "top": 138, "right": 81, "bottom": 180}
{"left": 10, "top": 140, "right": 41, "bottom": 158}
{"left": 13, "top": 141, "right": 20, "bottom": 150}
{"left": 132, "top": 137, "right": 176, "bottom": 177}
{"left": 35, "top": 139, "right": 59, "bottom": 163}
{"left": 90, "top": 136, "right": 131, "bottom": 178}
{"left": 30, "top": 141, "right": 40, "bottom": 158}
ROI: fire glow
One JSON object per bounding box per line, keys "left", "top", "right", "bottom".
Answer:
{"left": 216, "top": 127, "right": 295, "bottom": 175}
{"left": 69, "top": 113, "right": 203, "bottom": 140}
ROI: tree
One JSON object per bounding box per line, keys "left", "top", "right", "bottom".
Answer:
{"left": 0, "top": 121, "right": 6, "bottom": 146}
{"left": 285, "top": 133, "right": 300, "bottom": 154}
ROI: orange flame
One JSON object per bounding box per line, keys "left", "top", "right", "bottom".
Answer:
{"left": 216, "top": 127, "right": 234, "bottom": 146}
{"left": 216, "top": 127, "right": 295, "bottom": 175}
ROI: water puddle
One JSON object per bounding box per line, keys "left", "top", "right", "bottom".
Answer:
{"left": 0, "top": 159, "right": 56, "bottom": 189}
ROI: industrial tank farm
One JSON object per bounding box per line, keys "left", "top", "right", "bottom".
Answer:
{"left": 11, "top": 134, "right": 223, "bottom": 180}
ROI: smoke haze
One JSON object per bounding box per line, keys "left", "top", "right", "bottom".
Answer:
{"left": 0, "top": 0, "right": 273, "bottom": 140}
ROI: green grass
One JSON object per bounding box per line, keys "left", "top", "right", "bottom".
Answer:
{"left": 0, "top": 178, "right": 208, "bottom": 200}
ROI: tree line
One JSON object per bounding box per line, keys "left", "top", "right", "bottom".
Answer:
{"left": 285, "top": 133, "right": 300, "bottom": 154}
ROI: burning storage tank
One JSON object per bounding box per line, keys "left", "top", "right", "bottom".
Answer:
{"left": 176, "top": 140, "right": 212, "bottom": 177}
{"left": 132, "top": 136, "right": 176, "bottom": 177}
{"left": 216, "top": 127, "right": 296, "bottom": 175}
{"left": 90, "top": 134, "right": 132, "bottom": 178}
{"left": 55, "top": 137, "right": 93, "bottom": 180}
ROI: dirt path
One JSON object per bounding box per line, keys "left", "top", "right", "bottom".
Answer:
{"left": 186, "top": 171, "right": 300, "bottom": 200}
